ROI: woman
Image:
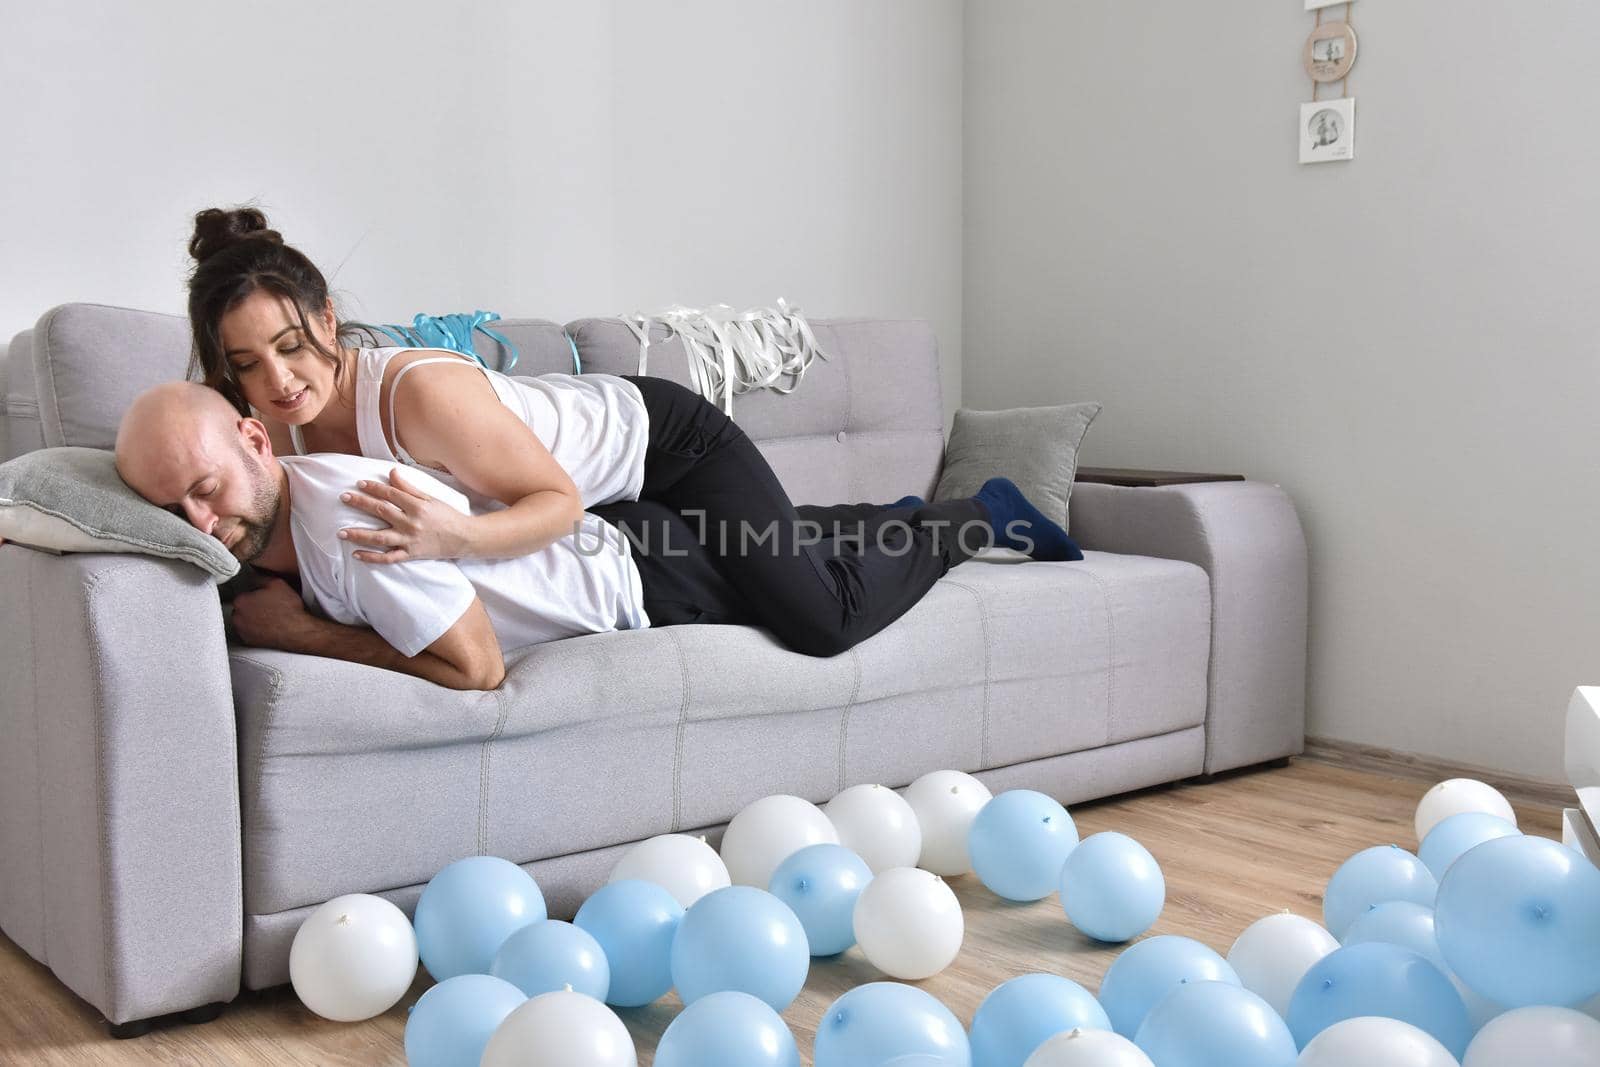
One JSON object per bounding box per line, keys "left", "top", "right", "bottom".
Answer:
{"left": 186, "top": 206, "right": 1079, "bottom": 656}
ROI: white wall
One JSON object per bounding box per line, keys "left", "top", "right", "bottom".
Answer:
{"left": 965, "top": 1, "right": 1600, "bottom": 781}
{"left": 0, "top": 0, "right": 964, "bottom": 413}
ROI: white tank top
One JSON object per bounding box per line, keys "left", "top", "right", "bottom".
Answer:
{"left": 291, "top": 347, "right": 649, "bottom": 510}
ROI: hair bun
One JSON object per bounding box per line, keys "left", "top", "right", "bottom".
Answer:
{"left": 188, "top": 206, "right": 283, "bottom": 264}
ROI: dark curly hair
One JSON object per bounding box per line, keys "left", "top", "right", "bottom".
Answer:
{"left": 186, "top": 205, "right": 358, "bottom": 415}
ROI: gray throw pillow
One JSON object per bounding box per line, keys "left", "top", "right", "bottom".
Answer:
{"left": 0, "top": 446, "right": 239, "bottom": 580}
{"left": 934, "top": 402, "right": 1102, "bottom": 533}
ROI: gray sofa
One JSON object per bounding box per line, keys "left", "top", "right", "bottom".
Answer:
{"left": 0, "top": 303, "right": 1309, "bottom": 1030}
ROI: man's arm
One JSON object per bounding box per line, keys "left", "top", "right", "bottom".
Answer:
{"left": 231, "top": 577, "right": 506, "bottom": 691}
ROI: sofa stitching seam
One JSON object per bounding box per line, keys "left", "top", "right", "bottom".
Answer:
{"left": 1188, "top": 496, "right": 1222, "bottom": 770}
{"left": 1078, "top": 566, "right": 1118, "bottom": 747}
{"left": 78, "top": 569, "right": 116, "bottom": 1013}
{"left": 664, "top": 629, "right": 691, "bottom": 833}
{"left": 34, "top": 308, "right": 66, "bottom": 446}
{"left": 26, "top": 558, "right": 47, "bottom": 965}
{"left": 480, "top": 688, "right": 511, "bottom": 856}
{"left": 228, "top": 654, "right": 282, "bottom": 917}
{"left": 941, "top": 578, "right": 992, "bottom": 768}
{"left": 836, "top": 645, "right": 863, "bottom": 794}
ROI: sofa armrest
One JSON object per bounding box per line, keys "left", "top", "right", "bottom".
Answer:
{"left": 1069, "top": 480, "right": 1308, "bottom": 774}
{"left": 0, "top": 546, "right": 241, "bottom": 1024}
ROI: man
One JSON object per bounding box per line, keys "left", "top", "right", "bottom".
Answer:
{"left": 116, "top": 383, "right": 987, "bottom": 690}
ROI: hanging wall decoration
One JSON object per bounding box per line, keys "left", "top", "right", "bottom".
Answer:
{"left": 1300, "top": 2, "right": 1356, "bottom": 163}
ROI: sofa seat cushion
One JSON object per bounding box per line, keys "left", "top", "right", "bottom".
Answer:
{"left": 232, "top": 551, "right": 1210, "bottom": 917}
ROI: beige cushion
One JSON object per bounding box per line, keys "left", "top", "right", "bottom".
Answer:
{"left": 934, "top": 402, "right": 1101, "bottom": 532}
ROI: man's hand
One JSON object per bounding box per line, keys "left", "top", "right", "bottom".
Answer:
{"left": 231, "top": 577, "right": 319, "bottom": 651}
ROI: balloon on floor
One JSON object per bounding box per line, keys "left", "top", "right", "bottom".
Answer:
{"left": 289, "top": 893, "right": 418, "bottom": 1022}
{"left": 670, "top": 885, "right": 810, "bottom": 1011}
{"left": 1225, "top": 912, "right": 1339, "bottom": 1020}
{"left": 720, "top": 794, "right": 840, "bottom": 889}
{"left": 852, "top": 866, "right": 965, "bottom": 981}
{"left": 904, "top": 769, "right": 993, "bottom": 876}
{"left": 969, "top": 789, "right": 1079, "bottom": 902}
{"left": 413, "top": 857, "right": 545, "bottom": 982}
{"left": 404, "top": 974, "right": 525, "bottom": 1067}
{"left": 572, "top": 878, "right": 683, "bottom": 1008}
{"left": 768, "top": 842, "right": 874, "bottom": 956}
{"left": 1059, "top": 832, "right": 1165, "bottom": 943}
{"left": 813, "top": 982, "right": 971, "bottom": 1066}
{"left": 609, "top": 833, "right": 731, "bottom": 909}
{"left": 826, "top": 783, "right": 924, "bottom": 874}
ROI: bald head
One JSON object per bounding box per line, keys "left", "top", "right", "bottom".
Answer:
{"left": 117, "top": 381, "right": 284, "bottom": 561}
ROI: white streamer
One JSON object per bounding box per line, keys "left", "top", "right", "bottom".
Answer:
{"left": 621, "top": 298, "right": 827, "bottom": 415}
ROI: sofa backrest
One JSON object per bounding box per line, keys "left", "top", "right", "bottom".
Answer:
{"left": 3, "top": 304, "right": 946, "bottom": 504}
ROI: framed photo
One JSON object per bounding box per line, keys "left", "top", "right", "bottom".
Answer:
{"left": 1300, "top": 98, "right": 1356, "bottom": 164}
{"left": 1303, "top": 21, "right": 1358, "bottom": 82}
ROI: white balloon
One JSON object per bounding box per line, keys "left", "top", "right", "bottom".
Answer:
{"left": 852, "top": 866, "right": 964, "bottom": 980}
{"left": 1463, "top": 1006, "right": 1600, "bottom": 1067}
{"left": 825, "top": 783, "right": 924, "bottom": 874}
{"left": 1023, "top": 1027, "right": 1155, "bottom": 1067}
{"left": 719, "top": 795, "right": 839, "bottom": 888}
{"left": 1415, "top": 779, "right": 1518, "bottom": 843}
{"left": 609, "top": 833, "right": 730, "bottom": 908}
{"left": 481, "top": 989, "right": 637, "bottom": 1067}
{"left": 289, "top": 894, "right": 418, "bottom": 1022}
{"left": 1296, "top": 1016, "right": 1460, "bottom": 1067}
{"left": 904, "top": 770, "right": 993, "bottom": 876}
{"left": 1225, "top": 911, "right": 1339, "bottom": 1020}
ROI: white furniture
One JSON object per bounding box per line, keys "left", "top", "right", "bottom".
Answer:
{"left": 1564, "top": 687, "right": 1600, "bottom": 865}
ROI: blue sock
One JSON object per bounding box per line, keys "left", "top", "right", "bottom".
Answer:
{"left": 973, "top": 477, "right": 1082, "bottom": 561}
{"left": 889, "top": 494, "right": 925, "bottom": 509}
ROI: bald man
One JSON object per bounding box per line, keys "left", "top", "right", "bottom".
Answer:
{"left": 116, "top": 382, "right": 727, "bottom": 690}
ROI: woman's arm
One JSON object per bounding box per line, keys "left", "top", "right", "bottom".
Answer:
{"left": 340, "top": 359, "right": 585, "bottom": 562}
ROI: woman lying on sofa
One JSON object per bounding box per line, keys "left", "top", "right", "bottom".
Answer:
{"left": 181, "top": 206, "right": 1080, "bottom": 657}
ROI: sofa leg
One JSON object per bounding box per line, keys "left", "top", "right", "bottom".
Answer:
{"left": 106, "top": 1000, "right": 227, "bottom": 1039}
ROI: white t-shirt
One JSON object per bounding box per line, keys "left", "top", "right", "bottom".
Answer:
{"left": 280, "top": 454, "right": 649, "bottom": 658}
{"left": 291, "top": 348, "right": 650, "bottom": 510}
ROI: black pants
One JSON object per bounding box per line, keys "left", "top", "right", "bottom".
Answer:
{"left": 597, "top": 375, "right": 989, "bottom": 657}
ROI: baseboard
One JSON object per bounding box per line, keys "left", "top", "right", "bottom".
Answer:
{"left": 1302, "top": 736, "right": 1570, "bottom": 810}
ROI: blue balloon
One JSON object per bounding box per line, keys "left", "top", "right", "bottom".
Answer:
{"left": 573, "top": 878, "right": 683, "bottom": 1007}
{"left": 670, "top": 885, "right": 810, "bottom": 1012}
{"left": 1342, "top": 901, "right": 1441, "bottom": 960}
{"left": 1434, "top": 834, "right": 1600, "bottom": 1008}
{"left": 814, "top": 982, "right": 972, "bottom": 1066}
{"left": 1059, "top": 832, "right": 1165, "bottom": 943}
{"left": 403, "top": 973, "right": 526, "bottom": 1067}
{"left": 968, "top": 790, "right": 1079, "bottom": 902}
{"left": 413, "top": 856, "right": 546, "bottom": 981}
{"left": 970, "top": 973, "right": 1109, "bottom": 1067}
{"left": 768, "top": 843, "right": 873, "bottom": 956}
{"left": 655, "top": 990, "right": 801, "bottom": 1067}
{"left": 1134, "top": 980, "right": 1297, "bottom": 1067}
{"left": 489, "top": 918, "right": 610, "bottom": 1001}
{"left": 1098, "top": 935, "right": 1239, "bottom": 1037}
{"left": 1286, "top": 942, "right": 1471, "bottom": 1057}
{"left": 1418, "top": 813, "right": 1520, "bottom": 881}
{"left": 1322, "top": 845, "right": 1437, "bottom": 940}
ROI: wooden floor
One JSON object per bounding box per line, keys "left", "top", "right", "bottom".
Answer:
{"left": 0, "top": 759, "right": 1564, "bottom": 1066}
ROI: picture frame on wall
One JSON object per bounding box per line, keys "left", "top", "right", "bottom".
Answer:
{"left": 1299, "top": 98, "right": 1356, "bottom": 163}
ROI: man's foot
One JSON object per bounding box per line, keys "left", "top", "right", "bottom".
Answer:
{"left": 889, "top": 494, "right": 925, "bottom": 510}
{"left": 973, "top": 477, "right": 1082, "bottom": 561}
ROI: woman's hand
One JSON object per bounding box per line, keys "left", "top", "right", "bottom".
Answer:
{"left": 339, "top": 468, "right": 469, "bottom": 563}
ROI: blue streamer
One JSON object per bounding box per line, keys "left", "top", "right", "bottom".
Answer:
{"left": 372, "top": 310, "right": 520, "bottom": 372}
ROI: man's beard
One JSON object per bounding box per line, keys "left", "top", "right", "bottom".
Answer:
{"left": 230, "top": 450, "right": 282, "bottom": 563}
